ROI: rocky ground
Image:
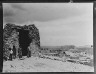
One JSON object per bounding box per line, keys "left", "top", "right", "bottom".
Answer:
{"left": 3, "top": 56, "right": 94, "bottom": 72}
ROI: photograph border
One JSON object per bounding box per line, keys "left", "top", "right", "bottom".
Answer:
{"left": 1, "top": 0, "right": 95, "bottom": 74}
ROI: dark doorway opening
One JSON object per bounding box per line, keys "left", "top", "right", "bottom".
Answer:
{"left": 18, "top": 29, "right": 31, "bottom": 56}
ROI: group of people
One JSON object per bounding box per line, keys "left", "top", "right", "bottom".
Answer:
{"left": 8, "top": 45, "right": 32, "bottom": 61}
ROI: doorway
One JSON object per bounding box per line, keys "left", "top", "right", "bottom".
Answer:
{"left": 18, "top": 29, "right": 31, "bottom": 56}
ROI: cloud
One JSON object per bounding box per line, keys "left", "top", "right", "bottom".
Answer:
{"left": 10, "top": 3, "right": 26, "bottom": 10}
{"left": 3, "top": 9, "right": 15, "bottom": 17}
{"left": 3, "top": 4, "right": 15, "bottom": 17}
{"left": 3, "top": 3, "right": 93, "bottom": 25}
{"left": 3, "top": 3, "right": 26, "bottom": 24}
{"left": 3, "top": 3, "right": 26, "bottom": 17}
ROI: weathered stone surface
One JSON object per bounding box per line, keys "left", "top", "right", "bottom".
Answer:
{"left": 3, "top": 23, "right": 40, "bottom": 60}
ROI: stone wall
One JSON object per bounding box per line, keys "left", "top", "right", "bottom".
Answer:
{"left": 3, "top": 23, "right": 40, "bottom": 60}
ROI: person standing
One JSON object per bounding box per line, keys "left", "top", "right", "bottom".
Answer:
{"left": 27, "top": 46, "right": 31, "bottom": 58}
{"left": 13, "top": 46, "right": 16, "bottom": 59}
{"left": 9, "top": 48, "right": 13, "bottom": 61}
{"left": 18, "top": 47, "right": 22, "bottom": 59}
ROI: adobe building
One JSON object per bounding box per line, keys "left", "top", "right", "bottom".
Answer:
{"left": 3, "top": 23, "right": 40, "bottom": 59}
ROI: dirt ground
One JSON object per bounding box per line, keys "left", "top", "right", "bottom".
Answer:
{"left": 3, "top": 56, "right": 94, "bottom": 72}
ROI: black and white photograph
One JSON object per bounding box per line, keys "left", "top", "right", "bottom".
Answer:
{"left": 3, "top": 3, "right": 94, "bottom": 72}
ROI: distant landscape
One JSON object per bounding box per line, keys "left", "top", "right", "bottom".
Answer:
{"left": 40, "top": 45, "right": 93, "bottom": 67}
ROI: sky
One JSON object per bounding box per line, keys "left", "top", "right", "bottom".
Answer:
{"left": 3, "top": 3, "right": 93, "bottom": 46}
